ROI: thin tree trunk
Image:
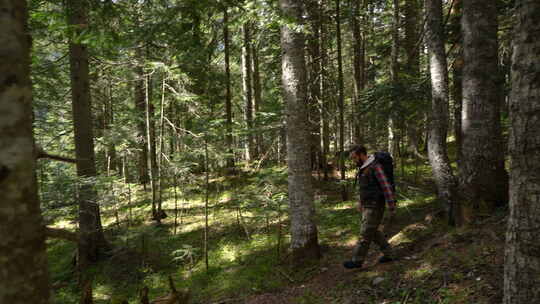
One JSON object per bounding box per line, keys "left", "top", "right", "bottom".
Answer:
{"left": 424, "top": 0, "right": 457, "bottom": 225}
{"left": 307, "top": 0, "right": 322, "bottom": 171}
{"left": 321, "top": 2, "right": 330, "bottom": 180}
{"left": 135, "top": 60, "right": 149, "bottom": 185}
{"left": 449, "top": 0, "right": 463, "bottom": 162}
{"left": 157, "top": 77, "right": 167, "bottom": 219}
{"left": 336, "top": 0, "right": 346, "bottom": 180}
{"left": 388, "top": 0, "right": 400, "bottom": 156}
{"left": 66, "top": 0, "right": 109, "bottom": 269}
{"left": 106, "top": 76, "right": 118, "bottom": 174}
{"left": 279, "top": 0, "right": 320, "bottom": 264}
{"left": 242, "top": 23, "right": 255, "bottom": 162}
{"left": 223, "top": 8, "right": 234, "bottom": 169}
{"left": 460, "top": 0, "right": 508, "bottom": 222}
{"left": 0, "top": 1, "right": 50, "bottom": 302}
{"left": 252, "top": 37, "right": 262, "bottom": 159}
{"left": 351, "top": 0, "right": 365, "bottom": 144}
{"left": 204, "top": 138, "right": 210, "bottom": 272}
{"left": 504, "top": 1, "right": 540, "bottom": 302}
{"left": 145, "top": 75, "right": 158, "bottom": 221}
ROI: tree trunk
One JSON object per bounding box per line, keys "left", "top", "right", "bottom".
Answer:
{"left": 424, "top": 0, "right": 457, "bottom": 224}
{"left": 388, "top": 0, "right": 400, "bottom": 156}
{"left": 306, "top": 0, "right": 322, "bottom": 171}
{"left": 223, "top": 8, "right": 234, "bottom": 169}
{"left": 145, "top": 75, "right": 158, "bottom": 221}
{"left": 351, "top": 0, "right": 365, "bottom": 144}
{"left": 320, "top": 2, "right": 330, "bottom": 180}
{"left": 252, "top": 36, "right": 262, "bottom": 159}
{"left": 105, "top": 77, "right": 118, "bottom": 174}
{"left": 66, "top": 0, "right": 109, "bottom": 269}
{"left": 504, "top": 1, "right": 540, "bottom": 302}
{"left": 449, "top": 0, "right": 463, "bottom": 162}
{"left": 459, "top": 0, "right": 508, "bottom": 222}
{"left": 404, "top": 0, "right": 422, "bottom": 156}
{"left": 279, "top": 0, "right": 320, "bottom": 263}
{"left": 336, "top": 0, "right": 345, "bottom": 180}
{"left": 242, "top": 23, "right": 255, "bottom": 162}
{"left": 135, "top": 61, "right": 149, "bottom": 185}
{"left": 0, "top": 1, "right": 50, "bottom": 302}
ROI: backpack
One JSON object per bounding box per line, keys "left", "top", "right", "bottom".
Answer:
{"left": 373, "top": 151, "right": 396, "bottom": 193}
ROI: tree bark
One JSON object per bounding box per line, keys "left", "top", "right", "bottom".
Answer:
{"left": 242, "top": 23, "right": 255, "bottom": 162}
{"left": 459, "top": 0, "right": 508, "bottom": 222}
{"left": 0, "top": 1, "right": 50, "bottom": 302}
{"left": 351, "top": 0, "right": 365, "bottom": 144}
{"left": 336, "top": 0, "right": 345, "bottom": 180}
{"left": 449, "top": 0, "right": 463, "bottom": 162}
{"left": 504, "top": 1, "right": 540, "bottom": 302}
{"left": 66, "top": 0, "right": 109, "bottom": 269}
{"left": 279, "top": 0, "right": 320, "bottom": 264}
{"left": 306, "top": 0, "right": 323, "bottom": 171}
{"left": 388, "top": 0, "right": 400, "bottom": 156}
{"left": 134, "top": 61, "right": 149, "bottom": 185}
{"left": 403, "top": 0, "right": 422, "bottom": 156}
{"left": 424, "top": 0, "right": 457, "bottom": 224}
{"left": 320, "top": 1, "right": 330, "bottom": 180}
{"left": 145, "top": 75, "right": 158, "bottom": 221}
{"left": 223, "top": 8, "right": 234, "bottom": 169}
{"left": 252, "top": 35, "right": 262, "bottom": 159}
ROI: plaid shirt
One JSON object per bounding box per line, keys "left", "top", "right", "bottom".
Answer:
{"left": 372, "top": 163, "right": 396, "bottom": 205}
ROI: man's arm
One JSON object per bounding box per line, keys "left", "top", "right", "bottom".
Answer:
{"left": 373, "top": 163, "right": 396, "bottom": 210}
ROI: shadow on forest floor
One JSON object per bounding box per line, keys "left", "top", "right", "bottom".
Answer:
{"left": 47, "top": 163, "right": 506, "bottom": 304}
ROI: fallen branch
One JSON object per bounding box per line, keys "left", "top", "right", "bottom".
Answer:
{"left": 45, "top": 226, "right": 79, "bottom": 242}
{"left": 35, "top": 145, "right": 76, "bottom": 163}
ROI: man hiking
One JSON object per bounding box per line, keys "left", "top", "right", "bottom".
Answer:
{"left": 343, "top": 145, "right": 396, "bottom": 269}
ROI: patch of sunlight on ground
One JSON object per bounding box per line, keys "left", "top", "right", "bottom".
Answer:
{"left": 406, "top": 262, "right": 434, "bottom": 279}
{"left": 328, "top": 203, "right": 354, "bottom": 211}
{"left": 217, "top": 244, "right": 239, "bottom": 262}
{"left": 94, "top": 284, "right": 113, "bottom": 301}
{"left": 345, "top": 236, "right": 357, "bottom": 247}
{"left": 389, "top": 231, "right": 413, "bottom": 245}
{"left": 52, "top": 219, "right": 76, "bottom": 229}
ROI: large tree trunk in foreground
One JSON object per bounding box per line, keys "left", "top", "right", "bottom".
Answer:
{"left": 0, "top": 1, "right": 50, "bottom": 302}
{"left": 459, "top": 0, "right": 508, "bottom": 223}
{"left": 279, "top": 0, "right": 320, "bottom": 264}
{"left": 67, "top": 0, "right": 109, "bottom": 269}
{"left": 424, "top": 0, "right": 457, "bottom": 224}
{"left": 504, "top": 1, "right": 540, "bottom": 302}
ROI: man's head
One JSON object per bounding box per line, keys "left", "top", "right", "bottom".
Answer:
{"left": 349, "top": 145, "right": 368, "bottom": 164}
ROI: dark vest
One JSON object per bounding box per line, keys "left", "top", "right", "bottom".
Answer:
{"left": 358, "top": 164, "right": 384, "bottom": 205}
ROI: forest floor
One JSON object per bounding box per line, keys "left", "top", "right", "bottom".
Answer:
{"left": 46, "top": 161, "right": 506, "bottom": 304}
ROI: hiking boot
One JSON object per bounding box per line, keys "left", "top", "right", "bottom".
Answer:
{"left": 343, "top": 260, "right": 363, "bottom": 269}
{"left": 378, "top": 256, "right": 395, "bottom": 264}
